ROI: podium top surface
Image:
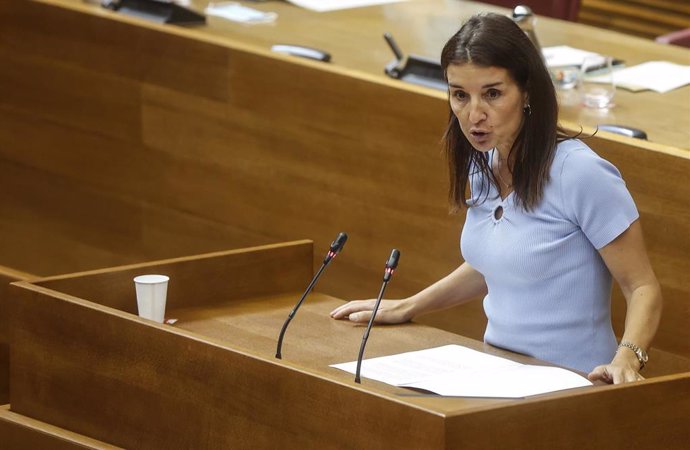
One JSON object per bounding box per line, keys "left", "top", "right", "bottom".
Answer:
{"left": 8, "top": 241, "right": 690, "bottom": 448}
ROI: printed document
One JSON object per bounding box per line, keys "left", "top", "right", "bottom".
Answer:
{"left": 588, "top": 61, "right": 690, "bottom": 93}
{"left": 331, "top": 345, "right": 592, "bottom": 398}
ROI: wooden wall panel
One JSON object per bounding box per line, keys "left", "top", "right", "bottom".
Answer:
{"left": 0, "top": 52, "right": 141, "bottom": 142}
{"left": 580, "top": 0, "right": 690, "bottom": 39}
{"left": 595, "top": 135, "right": 690, "bottom": 358}
{"left": 8, "top": 283, "right": 445, "bottom": 449}
{"left": 35, "top": 241, "right": 314, "bottom": 313}
{"left": 0, "top": 266, "right": 33, "bottom": 405}
{"left": 0, "top": 159, "right": 271, "bottom": 275}
{"left": 445, "top": 374, "right": 690, "bottom": 449}
{"left": 0, "top": 0, "right": 229, "bottom": 102}
{"left": 0, "top": 405, "right": 122, "bottom": 450}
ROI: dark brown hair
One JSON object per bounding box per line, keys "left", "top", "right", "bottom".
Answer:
{"left": 441, "top": 13, "right": 573, "bottom": 211}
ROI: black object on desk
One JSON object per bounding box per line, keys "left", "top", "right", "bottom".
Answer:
{"left": 383, "top": 33, "right": 447, "bottom": 91}
{"left": 101, "top": 0, "right": 206, "bottom": 25}
{"left": 599, "top": 124, "right": 648, "bottom": 140}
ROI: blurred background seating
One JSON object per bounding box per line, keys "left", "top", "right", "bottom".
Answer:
{"left": 656, "top": 28, "right": 690, "bottom": 48}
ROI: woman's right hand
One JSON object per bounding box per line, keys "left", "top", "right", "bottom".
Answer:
{"left": 329, "top": 298, "right": 413, "bottom": 324}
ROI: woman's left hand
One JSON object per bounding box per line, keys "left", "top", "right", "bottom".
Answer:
{"left": 588, "top": 359, "right": 644, "bottom": 384}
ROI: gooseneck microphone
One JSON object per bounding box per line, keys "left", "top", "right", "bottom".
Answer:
{"left": 355, "top": 249, "right": 400, "bottom": 383}
{"left": 275, "top": 232, "right": 348, "bottom": 359}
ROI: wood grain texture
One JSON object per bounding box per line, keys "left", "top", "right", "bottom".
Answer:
{"left": 36, "top": 240, "right": 315, "bottom": 313}
{"left": 8, "top": 245, "right": 456, "bottom": 449}
{"left": 0, "top": 0, "right": 688, "bottom": 386}
{"left": 0, "top": 405, "right": 122, "bottom": 450}
{"left": 580, "top": 0, "right": 690, "bottom": 39}
{"left": 444, "top": 373, "right": 690, "bottom": 449}
{"left": 7, "top": 244, "right": 690, "bottom": 449}
{"left": 0, "top": 269, "right": 33, "bottom": 406}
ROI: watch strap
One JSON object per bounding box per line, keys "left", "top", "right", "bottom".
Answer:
{"left": 618, "top": 340, "right": 648, "bottom": 370}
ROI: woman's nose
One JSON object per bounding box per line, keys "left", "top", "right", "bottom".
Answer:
{"left": 468, "top": 100, "right": 486, "bottom": 124}
{"left": 469, "top": 101, "right": 486, "bottom": 123}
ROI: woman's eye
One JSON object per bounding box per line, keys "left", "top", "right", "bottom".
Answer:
{"left": 486, "top": 89, "right": 501, "bottom": 99}
{"left": 453, "top": 91, "right": 467, "bottom": 101}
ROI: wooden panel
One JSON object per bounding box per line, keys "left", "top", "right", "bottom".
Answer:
{"left": 36, "top": 241, "right": 315, "bottom": 313}
{"left": 8, "top": 292, "right": 445, "bottom": 448}
{"left": 590, "top": 134, "right": 690, "bottom": 358}
{"left": 0, "top": 52, "right": 141, "bottom": 143}
{"left": 0, "top": 405, "right": 122, "bottom": 450}
{"left": 0, "top": 0, "right": 688, "bottom": 385}
{"left": 0, "top": 0, "right": 229, "bottom": 102}
{"left": 580, "top": 0, "right": 690, "bottom": 39}
{"left": 8, "top": 246, "right": 690, "bottom": 449}
{"left": 0, "top": 155, "right": 273, "bottom": 276}
{"left": 0, "top": 267, "right": 33, "bottom": 405}
{"left": 8, "top": 0, "right": 688, "bottom": 150}
{"left": 445, "top": 373, "right": 690, "bottom": 449}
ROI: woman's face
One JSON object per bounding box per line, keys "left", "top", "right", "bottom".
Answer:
{"left": 446, "top": 63, "right": 527, "bottom": 157}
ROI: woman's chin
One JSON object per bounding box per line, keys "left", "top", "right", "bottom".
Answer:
{"left": 470, "top": 142, "right": 495, "bottom": 152}
{"left": 465, "top": 134, "right": 495, "bottom": 152}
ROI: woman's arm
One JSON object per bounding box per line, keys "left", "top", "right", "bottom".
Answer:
{"left": 588, "top": 220, "right": 663, "bottom": 384}
{"left": 329, "top": 261, "right": 487, "bottom": 323}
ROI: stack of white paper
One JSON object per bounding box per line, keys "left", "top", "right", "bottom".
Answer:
{"left": 588, "top": 61, "right": 690, "bottom": 93}
{"left": 330, "top": 344, "right": 593, "bottom": 398}
{"left": 205, "top": 2, "right": 277, "bottom": 23}
{"left": 542, "top": 45, "right": 605, "bottom": 68}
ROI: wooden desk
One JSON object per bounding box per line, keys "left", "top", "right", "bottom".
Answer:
{"left": 0, "top": 0, "right": 689, "bottom": 374}
{"left": 3, "top": 1, "right": 689, "bottom": 149}
{"left": 7, "top": 241, "right": 690, "bottom": 449}
{"left": 134, "top": 0, "right": 690, "bottom": 149}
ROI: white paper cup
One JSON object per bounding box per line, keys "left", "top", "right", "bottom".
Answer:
{"left": 134, "top": 274, "right": 169, "bottom": 323}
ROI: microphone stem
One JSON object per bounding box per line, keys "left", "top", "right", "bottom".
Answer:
{"left": 355, "top": 280, "right": 389, "bottom": 384}
{"left": 276, "top": 260, "right": 330, "bottom": 359}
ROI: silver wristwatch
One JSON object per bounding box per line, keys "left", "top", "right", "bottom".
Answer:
{"left": 618, "top": 341, "right": 649, "bottom": 370}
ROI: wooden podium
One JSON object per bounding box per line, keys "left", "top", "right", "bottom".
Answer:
{"left": 6, "top": 241, "right": 690, "bottom": 449}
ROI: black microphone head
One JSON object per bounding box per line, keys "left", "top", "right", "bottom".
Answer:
{"left": 330, "top": 232, "right": 348, "bottom": 254}
{"left": 386, "top": 249, "right": 400, "bottom": 270}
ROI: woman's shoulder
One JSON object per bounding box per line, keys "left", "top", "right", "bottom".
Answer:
{"left": 552, "top": 139, "right": 617, "bottom": 176}
{"left": 554, "top": 138, "right": 594, "bottom": 162}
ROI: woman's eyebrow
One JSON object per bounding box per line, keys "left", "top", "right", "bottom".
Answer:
{"left": 447, "top": 81, "right": 505, "bottom": 89}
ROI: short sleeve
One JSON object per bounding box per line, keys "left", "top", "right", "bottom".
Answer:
{"left": 560, "top": 147, "right": 639, "bottom": 249}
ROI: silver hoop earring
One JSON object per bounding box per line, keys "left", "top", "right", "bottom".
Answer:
{"left": 523, "top": 104, "right": 532, "bottom": 116}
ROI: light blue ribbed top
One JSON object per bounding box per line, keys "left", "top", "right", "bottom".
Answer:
{"left": 461, "top": 139, "right": 639, "bottom": 372}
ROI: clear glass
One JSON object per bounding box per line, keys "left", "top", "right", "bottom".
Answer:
{"left": 579, "top": 56, "right": 616, "bottom": 109}
{"left": 551, "top": 66, "right": 580, "bottom": 91}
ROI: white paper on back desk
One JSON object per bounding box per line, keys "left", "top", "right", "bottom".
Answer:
{"left": 330, "top": 344, "right": 592, "bottom": 398}
{"left": 588, "top": 61, "right": 690, "bottom": 93}
{"left": 287, "top": 0, "right": 407, "bottom": 12}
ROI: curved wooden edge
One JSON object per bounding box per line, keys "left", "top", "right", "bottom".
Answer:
{"left": 560, "top": 119, "right": 690, "bottom": 159}
{"left": 30, "top": 239, "right": 314, "bottom": 283}
{"left": 0, "top": 405, "right": 123, "bottom": 449}
{"left": 0, "top": 266, "right": 36, "bottom": 281}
